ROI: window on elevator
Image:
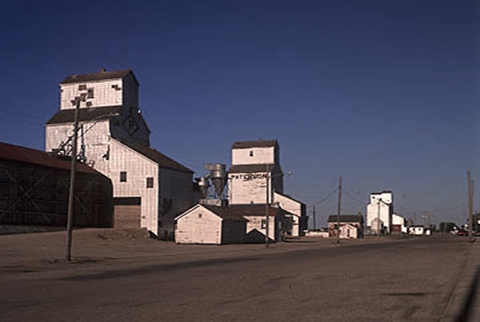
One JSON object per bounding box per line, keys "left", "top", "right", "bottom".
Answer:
{"left": 146, "top": 177, "right": 154, "bottom": 188}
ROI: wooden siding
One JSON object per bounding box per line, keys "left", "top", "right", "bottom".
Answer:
{"left": 176, "top": 207, "right": 222, "bottom": 244}
{"left": 328, "top": 221, "right": 363, "bottom": 239}
{"left": 60, "top": 80, "right": 123, "bottom": 110}
{"left": 229, "top": 170, "right": 282, "bottom": 205}
{"left": 110, "top": 139, "right": 159, "bottom": 234}
{"left": 45, "top": 121, "right": 112, "bottom": 174}
{"left": 229, "top": 173, "right": 267, "bottom": 205}
{"left": 245, "top": 215, "right": 277, "bottom": 241}
{"left": 114, "top": 205, "right": 141, "bottom": 228}
{"left": 273, "top": 192, "right": 306, "bottom": 236}
{"left": 231, "top": 146, "right": 275, "bottom": 165}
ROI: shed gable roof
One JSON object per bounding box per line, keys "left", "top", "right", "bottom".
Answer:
{"left": 327, "top": 214, "right": 364, "bottom": 224}
{"left": 175, "top": 204, "right": 248, "bottom": 222}
{"left": 176, "top": 204, "right": 282, "bottom": 221}
{"left": 201, "top": 205, "right": 249, "bottom": 221}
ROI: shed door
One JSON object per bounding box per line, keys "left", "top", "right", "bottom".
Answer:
{"left": 114, "top": 197, "right": 141, "bottom": 229}
{"left": 194, "top": 220, "right": 219, "bottom": 244}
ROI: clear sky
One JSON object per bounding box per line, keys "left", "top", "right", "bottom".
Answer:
{"left": 0, "top": 0, "right": 476, "bottom": 227}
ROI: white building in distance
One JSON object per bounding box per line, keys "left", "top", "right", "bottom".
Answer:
{"left": 366, "top": 191, "right": 394, "bottom": 234}
{"left": 45, "top": 69, "right": 194, "bottom": 239}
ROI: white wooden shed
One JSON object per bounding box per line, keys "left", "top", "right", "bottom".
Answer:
{"left": 339, "top": 224, "right": 359, "bottom": 239}
{"left": 175, "top": 204, "right": 247, "bottom": 245}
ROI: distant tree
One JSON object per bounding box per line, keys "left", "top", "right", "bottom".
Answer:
{"left": 439, "top": 222, "right": 457, "bottom": 233}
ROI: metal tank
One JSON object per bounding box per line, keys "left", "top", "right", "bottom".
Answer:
{"left": 197, "top": 176, "right": 209, "bottom": 199}
{"left": 205, "top": 163, "right": 228, "bottom": 199}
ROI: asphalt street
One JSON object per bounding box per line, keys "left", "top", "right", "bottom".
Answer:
{"left": 0, "top": 231, "right": 476, "bottom": 322}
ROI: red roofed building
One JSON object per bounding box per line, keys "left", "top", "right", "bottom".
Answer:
{"left": 0, "top": 142, "right": 113, "bottom": 228}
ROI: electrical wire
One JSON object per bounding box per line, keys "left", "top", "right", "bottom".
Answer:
{"left": 343, "top": 189, "right": 367, "bottom": 206}
{"left": 307, "top": 187, "right": 338, "bottom": 208}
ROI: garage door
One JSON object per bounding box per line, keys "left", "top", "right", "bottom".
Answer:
{"left": 114, "top": 197, "right": 141, "bottom": 229}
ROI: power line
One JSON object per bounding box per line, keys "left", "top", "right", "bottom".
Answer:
{"left": 0, "top": 109, "right": 46, "bottom": 122}
{"left": 343, "top": 189, "right": 366, "bottom": 206}
{"left": 307, "top": 187, "right": 338, "bottom": 208}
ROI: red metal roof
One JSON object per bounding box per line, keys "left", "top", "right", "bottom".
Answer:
{"left": 0, "top": 141, "right": 98, "bottom": 174}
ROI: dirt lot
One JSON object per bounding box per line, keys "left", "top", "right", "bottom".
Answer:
{"left": 0, "top": 228, "right": 398, "bottom": 270}
{"left": 0, "top": 229, "right": 477, "bottom": 321}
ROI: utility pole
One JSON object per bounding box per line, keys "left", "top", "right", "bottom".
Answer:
{"left": 336, "top": 176, "right": 342, "bottom": 244}
{"left": 376, "top": 199, "right": 381, "bottom": 236}
{"left": 265, "top": 164, "right": 270, "bottom": 248}
{"left": 468, "top": 171, "right": 474, "bottom": 242}
{"left": 66, "top": 96, "right": 83, "bottom": 261}
{"left": 313, "top": 206, "right": 316, "bottom": 230}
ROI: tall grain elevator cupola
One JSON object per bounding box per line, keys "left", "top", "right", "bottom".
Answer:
{"left": 45, "top": 68, "right": 194, "bottom": 240}
{"left": 228, "top": 140, "right": 283, "bottom": 205}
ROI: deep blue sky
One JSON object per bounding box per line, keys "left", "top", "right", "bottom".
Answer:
{"left": 0, "top": 0, "right": 476, "bottom": 227}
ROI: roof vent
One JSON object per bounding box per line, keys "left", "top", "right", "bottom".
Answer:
{"left": 100, "top": 67, "right": 107, "bottom": 73}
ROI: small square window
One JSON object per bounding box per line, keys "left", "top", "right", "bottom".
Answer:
{"left": 198, "top": 213, "right": 202, "bottom": 218}
{"left": 249, "top": 151, "right": 254, "bottom": 157}
{"left": 78, "top": 84, "right": 87, "bottom": 90}
{"left": 120, "top": 171, "right": 127, "bottom": 182}
{"left": 146, "top": 177, "right": 154, "bottom": 188}
{"left": 261, "top": 219, "right": 267, "bottom": 229}
{"left": 87, "top": 88, "right": 94, "bottom": 98}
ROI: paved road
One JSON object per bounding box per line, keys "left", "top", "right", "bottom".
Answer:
{"left": 0, "top": 232, "right": 474, "bottom": 321}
